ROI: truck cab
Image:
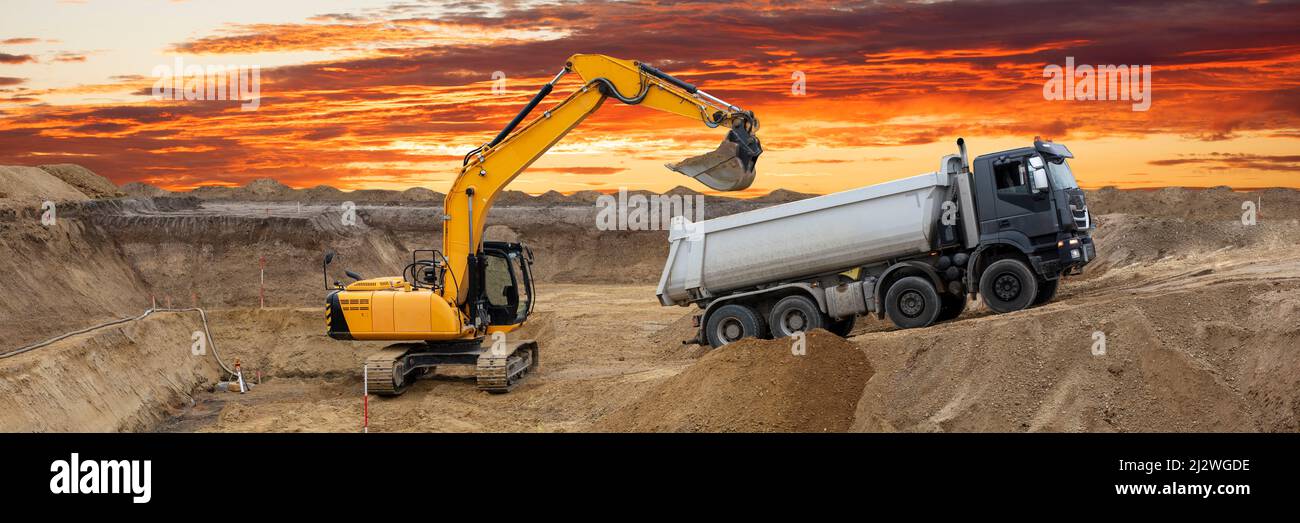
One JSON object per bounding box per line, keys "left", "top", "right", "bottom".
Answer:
{"left": 970, "top": 138, "right": 1095, "bottom": 280}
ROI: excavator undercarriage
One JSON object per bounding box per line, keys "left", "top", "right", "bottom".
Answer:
{"left": 364, "top": 339, "right": 539, "bottom": 395}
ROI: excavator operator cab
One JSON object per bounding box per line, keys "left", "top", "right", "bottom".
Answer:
{"left": 480, "top": 241, "right": 534, "bottom": 327}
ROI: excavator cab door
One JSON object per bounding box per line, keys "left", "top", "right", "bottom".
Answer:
{"left": 481, "top": 241, "right": 534, "bottom": 326}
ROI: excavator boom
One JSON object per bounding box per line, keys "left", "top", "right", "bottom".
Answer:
{"left": 443, "top": 53, "right": 761, "bottom": 306}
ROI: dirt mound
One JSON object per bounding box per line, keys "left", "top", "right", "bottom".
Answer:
{"left": 1086, "top": 187, "right": 1300, "bottom": 220}
{"left": 190, "top": 185, "right": 240, "bottom": 199}
{"left": 596, "top": 330, "right": 874, "bottom": 432}
{"left": 0, "top": 165, "right": 90, "bottom": 204}
{"left": 752, "top": 188, "right": 815, "bottom": 204}
{"left": 400, "top": 187, "right": 442, "bottom": 201}
{"left": 37, "top": 164, "right": 123, "bottom": 199}
{"left": 303, "top": 185, "right": 345, "bottom": 200}
{"left": 121, "top": 182, "right": 171, "bottom": 198}
{"left": 243, "top": 178, "right": 294, "bottom": 198}
{"left": 1086, "top": 213, "right": 1297, "bottom": 275}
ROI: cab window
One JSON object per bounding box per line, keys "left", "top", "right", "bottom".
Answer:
{"left": 484, "top": 254, "right": 516, "bottom": 308}
{"left": 994, "top": 159, "right": 1028, "bottom": 195}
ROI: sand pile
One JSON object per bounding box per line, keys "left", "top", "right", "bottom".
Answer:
{"left": 0, "top": 166, "right": 91, "bottom": 204}
{"left": 597, "top": 330, "right": 873, "bottom": 432}
{"left": 38, "top": 164, "right": 124, "bottom": 199}
{"left": 121, "top": 182, "right": 171, "bottom": 198}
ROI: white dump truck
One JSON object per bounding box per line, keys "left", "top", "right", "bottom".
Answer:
{"left": 657, "top": 138, "right": 1096, "bottom": 347}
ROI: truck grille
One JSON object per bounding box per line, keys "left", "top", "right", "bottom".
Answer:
{"left": 1068, "top": 193, "right": 1090, "bottom": 229}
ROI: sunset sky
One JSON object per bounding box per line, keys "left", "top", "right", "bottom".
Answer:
{"left": 1, "top": 0, "right": 1298, "bottom": 195}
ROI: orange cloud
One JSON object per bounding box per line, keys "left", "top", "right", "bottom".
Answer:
{"left": 2, "top": 0, "right": 1300, "bottom": 193}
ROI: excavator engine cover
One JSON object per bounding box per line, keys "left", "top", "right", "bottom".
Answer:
{"left": 666, "top": 124, "right": 761, "bottom": 191}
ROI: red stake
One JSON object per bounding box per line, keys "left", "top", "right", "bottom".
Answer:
{"left": 362, "top": 364, "right": 369, "bottom": 433}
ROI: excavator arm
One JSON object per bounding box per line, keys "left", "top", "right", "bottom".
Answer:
{"left": 442, "top": 54, "right": 761, "bottom": 310}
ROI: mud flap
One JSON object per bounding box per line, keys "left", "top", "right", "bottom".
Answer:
{"left": 666, "top": 124, "right": 761, "bottom": 191}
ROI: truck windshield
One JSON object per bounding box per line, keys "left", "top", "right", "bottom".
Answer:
{"left": 1046, "top": 159, "right": 1079, "bottom": 189}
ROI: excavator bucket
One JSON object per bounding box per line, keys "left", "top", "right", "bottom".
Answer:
{"left": 666, "top": 125, "right": 762, "bottom": 191}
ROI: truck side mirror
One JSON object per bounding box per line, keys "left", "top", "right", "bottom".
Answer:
{"left": 1028, "top": 156, "right": 1049, "bottom": 192}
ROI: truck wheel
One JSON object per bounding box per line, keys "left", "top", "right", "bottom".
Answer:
{"left": 768, "top": 295, "right": 826, "bottom": 339}
{"left": 936, "top": 293, "right": 967, "bottom": 322}
{"left": 885, "top": 276, "right": 942, "bottom": 328}
{"left": 705, "top": 304, "right": 765, "bottom": 348}
{"left": 979, "top": 258, "right": 1039, "bottom": 313}
{"left": 1033, "top": 278, "right": 1059, "bottom": 305}
{"left": 827, "top": 316, "right": 856, "bottom": 338}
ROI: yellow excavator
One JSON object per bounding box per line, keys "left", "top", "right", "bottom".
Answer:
{"left": 323, "top": 54, "right": 761, "bottom": 395}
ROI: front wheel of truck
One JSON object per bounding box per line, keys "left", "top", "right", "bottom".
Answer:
{"left": 705, "top": 303, "right": 766, "bottom": 348}
{"left": 1033, "top": 278, "right": 1059, "bottom": 306}
{"left": 979, "top": 258, "right": 1039, "bottom": 313}
{"left": 885, "top": 276, "right": 942, "bottom": 329}
{"left": 936, "top": 293, "right": 967, "bottom": 322}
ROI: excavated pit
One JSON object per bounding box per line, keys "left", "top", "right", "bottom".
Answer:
{"left": 2, "top": 166, "right": 1299, "bottom": 433}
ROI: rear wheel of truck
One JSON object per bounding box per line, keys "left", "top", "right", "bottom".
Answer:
{"left": 827, "top": 316, "right": 856, "bottom": 337}
{"left": 936, "top": 293, "right": 967, "bottom": 322}
{"left": 885, "top": 276, "right": 942, "bottom": 329}
{"left": 979, "top": 258, "right": 1038, "bottom": 313}
{"left": 1033, "top": 278, "right": 1059, "bottom": 305}
{"left": 705, "top": 304, "right": 766, "bottom": 348}
{"left": 768, "top": 295, "right": 826, "bottom": 339}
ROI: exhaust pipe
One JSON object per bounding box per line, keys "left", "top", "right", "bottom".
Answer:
{"left": 957, "top": 137, "right": 970, "bottom": 174}
{"left": 666, "top": 114, "right": 762, "bottom": 191}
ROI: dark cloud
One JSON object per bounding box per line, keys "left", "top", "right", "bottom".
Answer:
{"left": 1149, "top": 153, "right": 1300, "bottom": 172}
{"left": 0, "top": 52, "right": 36, "bottom": 64}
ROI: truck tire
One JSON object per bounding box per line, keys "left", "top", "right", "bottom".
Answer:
{"left": 936, "top": 293, "right": 967, "bottom": 322}
{"left": 769, "top": 295, "right": 826, "bottom": 339}
{"left": 885, "top": 276, "right": 942, "bottom": 329}
{"left": 979, "top": 258, "right": 1038, "bottom": 313}
{"left": 705, "top": 304, "right": 765, "bottom": 348}
{"left": 827, "top": 316, "right": 856, "bottom": 338}
{"left": 1033, "top": 278, "right": 1059, "bottom": 305}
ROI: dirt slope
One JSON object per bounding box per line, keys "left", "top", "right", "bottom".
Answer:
{"left": 0, "top": 312, "right": 220, "bottom": 431}
{"left": 852, "top": 246, "right": 1300, "bottom": 432}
